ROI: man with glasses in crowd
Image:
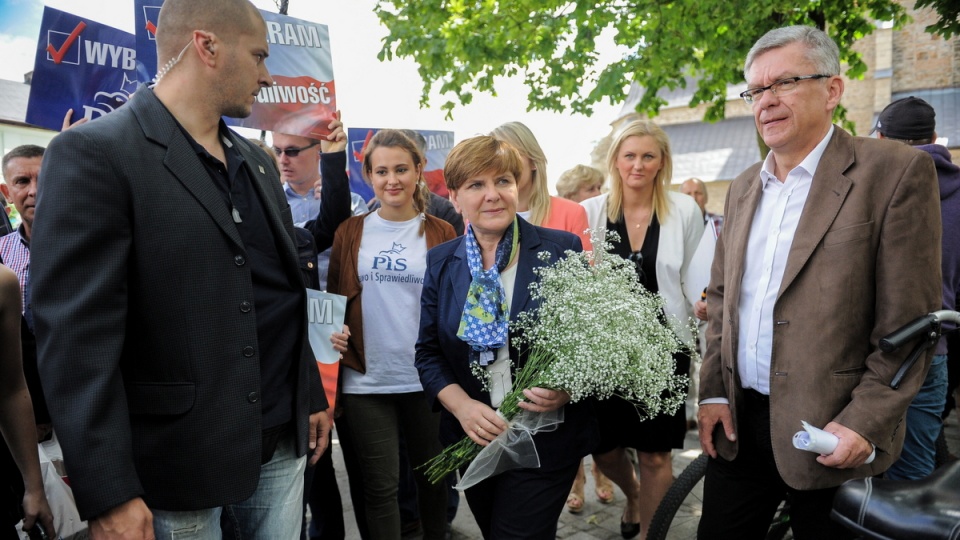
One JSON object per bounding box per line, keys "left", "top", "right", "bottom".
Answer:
{"left": 273, "top": 132, "right": 368, "bottom": 293}
{"left": 273, "top": 132, "right": 368, "bottom": 227}
{"left": 697, "top": 25, "right": 941, "bottom": 538}
{"left": 274, "top": 133, "right": 323, "bottom": 224}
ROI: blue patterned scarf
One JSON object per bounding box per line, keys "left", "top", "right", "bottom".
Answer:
{"left": 457, "top": 218, "right": 519, "bottom": 366}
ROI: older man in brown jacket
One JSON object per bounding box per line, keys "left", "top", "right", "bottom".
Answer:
{"left": 697, "top": 25, "right": 941, "bottom": 539}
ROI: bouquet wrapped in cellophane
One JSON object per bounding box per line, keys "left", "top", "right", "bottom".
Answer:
{"left": 422, "top": 230, "right": 690, "bottom": 487}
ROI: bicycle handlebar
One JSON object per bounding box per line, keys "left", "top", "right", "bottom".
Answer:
{"left": 880, "top": 310, "right": 960, "bottom": 353}
{"left": 883, "top": 310, "right": 960, "bottom": 389}
{"left": 880, "top": 314, "right": 938, "bottom": 352}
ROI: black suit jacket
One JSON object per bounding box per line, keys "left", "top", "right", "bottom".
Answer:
{"left": 427, "top": 192, "right": 464, "bottom": 235}
{"left": 415, "top": 218, "right": 598, "bottom": 471}
{"left": 31, "top": 87, "right": 350, "bottom": 519}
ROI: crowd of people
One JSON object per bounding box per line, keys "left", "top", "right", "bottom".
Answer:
{"left": 1, "top": 1, "right": 958, "bottom": 539}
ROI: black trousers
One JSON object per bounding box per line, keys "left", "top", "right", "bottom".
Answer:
{"left": 697, "top": 390, "right": 854, "bottom": 540}
{"left": 463, "top": 461, "right": 578, "bottom": 540}
{"left": 302, "top": 442, "right": 345, "bottom": 540}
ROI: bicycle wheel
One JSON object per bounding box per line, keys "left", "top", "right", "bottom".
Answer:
{"left": 646, "top": 454, "right": 708, "bottom": 540}
{"left": 766, "top": 497, "right": 792, "bottom": 540}
{"left": 647, "top": 453, "right": 793, "bottom": 540}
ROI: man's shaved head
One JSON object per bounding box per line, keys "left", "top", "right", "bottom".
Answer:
{"left": 156, "top": 0, "right": 261, "bottom": 61}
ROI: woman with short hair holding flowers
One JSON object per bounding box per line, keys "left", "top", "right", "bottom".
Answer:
{"left": 580, "top": 119, "right": 703, "bottom": 539}
{"left": 415, "top": 135, "right": 598, "bottom": 539}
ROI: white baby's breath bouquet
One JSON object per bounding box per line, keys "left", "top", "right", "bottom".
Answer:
{"left": 422, "top": 230, "right": 690, "bottom": 484}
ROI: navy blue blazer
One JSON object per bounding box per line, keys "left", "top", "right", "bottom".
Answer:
{"left": 416, "top": 217, "right": 598, "bottom": 471}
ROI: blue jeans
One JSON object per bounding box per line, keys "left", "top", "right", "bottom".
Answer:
{"left": 886, "top": 354, "right": 948, "bottom": 481}
{"left": 153, "top": 434, "right": 306, "bottom": 539}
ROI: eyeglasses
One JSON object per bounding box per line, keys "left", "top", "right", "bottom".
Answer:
{"left": 628, "top": 251, "right": 647, "bottom": 286}
{"left": 739, "top": 74, "right": 832, "bottom": 105}
{"left": 272, "top": 141, "right": 319, "bottom": 157}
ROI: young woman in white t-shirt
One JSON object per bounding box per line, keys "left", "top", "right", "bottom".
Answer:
{"left": 327, "top": 130, "right": 456, "bottom": 540}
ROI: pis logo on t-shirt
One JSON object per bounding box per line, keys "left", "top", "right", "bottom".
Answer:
{"left": 373, "top": 243, "right": 407, "bottom": 271}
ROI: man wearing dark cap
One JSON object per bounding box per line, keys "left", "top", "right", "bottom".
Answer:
{"left": 875, "top": 96, "right": 960, "bottom": 480}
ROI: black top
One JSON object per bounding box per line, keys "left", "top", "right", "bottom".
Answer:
{"left": 595, "top": 214, "right": 688, "bottom": 454}
{"left": 186, "top": 123, "right": 300, "bottom": 430}
{"left": 608, "top": 215, "right": 661, "bottom": 293}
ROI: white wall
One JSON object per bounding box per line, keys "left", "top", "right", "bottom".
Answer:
{"left": 1, "top": 123, "right": 56, "bottom": 158}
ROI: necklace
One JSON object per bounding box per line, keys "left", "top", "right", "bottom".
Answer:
{"left": 627, "top": 206, "right": 652, "bottom": 230}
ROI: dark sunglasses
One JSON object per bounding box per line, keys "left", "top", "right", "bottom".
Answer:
{"left": 272, "top": 141, "right": 319, "bottom": 157}
{"left": 628, "top": 251, "right": 647, "bottom": 286}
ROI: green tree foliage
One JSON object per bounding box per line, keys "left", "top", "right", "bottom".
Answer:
{"left": 375, "top": 0, "right": 913, "bottom": 122}
{"left": 916, "top": 0, "right": 960, "bottom": 39}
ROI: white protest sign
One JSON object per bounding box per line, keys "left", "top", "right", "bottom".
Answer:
{"left": 306, "top": 289, "right": 346, "bottom": 365}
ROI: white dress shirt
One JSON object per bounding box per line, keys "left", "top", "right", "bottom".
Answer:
{"left": 700, "top": 126, "right": 835, "bottom": 405}
{"left": 737, "top": 126, "right": 834, "bottom": 395}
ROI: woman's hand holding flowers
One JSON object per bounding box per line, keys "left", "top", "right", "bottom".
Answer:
{"left": 518, "top": 387, "right": 570, "bottom": 413}
{"left": 458, "top": 399, "right": 509, "bottom": 446}
{"left": 440, "top": 384, "right": 509, "bottom": 446}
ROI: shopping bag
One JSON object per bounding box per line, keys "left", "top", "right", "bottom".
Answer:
{"left": 17, "top": 432, "right": 88, "bottom": 539}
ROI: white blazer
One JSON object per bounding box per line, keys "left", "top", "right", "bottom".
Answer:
{"left": 580, "top": 191, "right": 704, "bottom": 345}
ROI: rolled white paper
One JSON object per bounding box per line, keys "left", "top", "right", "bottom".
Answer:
{"left": 792, "top": 420, "right": 875, "bottom": 464}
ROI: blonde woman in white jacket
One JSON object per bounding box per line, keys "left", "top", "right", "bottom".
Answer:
{"left": 580, "top": 119, "right": 703, "bottom": 539}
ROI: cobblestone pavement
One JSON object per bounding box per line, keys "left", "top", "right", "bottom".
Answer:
{"left": 329, "top": 406, "right": 960, "bottom": 540}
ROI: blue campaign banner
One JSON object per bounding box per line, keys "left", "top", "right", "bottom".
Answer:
{"left": 25, "top": 6, "right": 139, "bottom": 131}
{"left": 347, "top": 128, "right": 456, "bottom": 201}
{"left": 133, "top": 0, "right": 161, "bottom": 83}
{"left": 133, "top": 3, "right": 337, "bottom": 137}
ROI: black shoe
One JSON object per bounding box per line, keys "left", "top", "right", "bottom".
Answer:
{"left": 620, "top": 519, "right": 640, "bottom": 539}
{"left": 831, "top": 461, "right": 960, "bottom": 540}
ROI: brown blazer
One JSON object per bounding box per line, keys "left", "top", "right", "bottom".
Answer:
{"left": 700, "top": 128, "right": 942, "bottom": 489}
{"left": 328, "top": 213, "right": 457, "bottom": 375}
